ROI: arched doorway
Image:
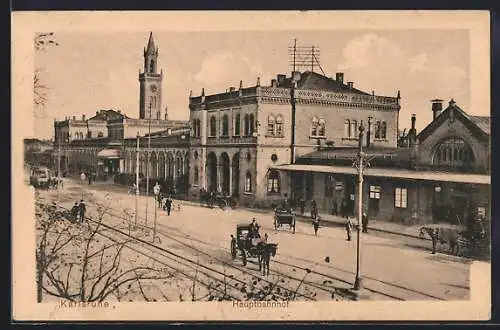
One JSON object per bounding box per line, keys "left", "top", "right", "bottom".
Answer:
{"left": 232, "top": 153, "right": 240, "bottom": 197}
{"left": 220, "top": 152, "right": 230, "bottom": 195}
{"left": 206, "top": 152, "right": 217, "bottom": 192}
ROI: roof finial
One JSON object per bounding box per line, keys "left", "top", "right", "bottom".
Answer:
{"left": 397, "top": 90, "right": 401, "bottom": 99}
{"left": 256, "top": 77, "right": 260, "bottom": 87}
{"left": 449, "top": 98, "right": 456, "bottom": 106}
{"left": 189, "top": 90, "right": 192, "bottom": 97}
{"left": 201, "top": 88, "right": 205, "bottom": 96}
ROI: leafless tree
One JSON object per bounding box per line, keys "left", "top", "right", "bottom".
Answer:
{"left": 36, "top": 201, "right": 168, "bottom": 303}
{"left": 34, "top": 33, "right": 58, "bottom": 109}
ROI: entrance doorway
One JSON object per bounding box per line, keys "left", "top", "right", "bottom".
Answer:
{"left": 206, "top": 152, "right": 217, "bottom": 192}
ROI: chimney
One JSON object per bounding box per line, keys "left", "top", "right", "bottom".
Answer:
{"left": 96, "top": 111, "right": 99, "bottom": 116}
{"left": 271, "top": 79, "right": 277, "bottom": 87}
{"left": 409, "top": 114, "right": 417, "bottom": 147}
{"left": 347, "top": 82, "right": 353, "bottom": 89}
{"left": 72, "top": 116, "right": 76, "bottom": 121}
{"left": 229, "top": 87, "right": 235, "bottom": 92}
{"left": 277, "top": 74, "right": 286, "bottom": 85}
{"left": 431, "top": 99, "right": 443, "bottom": 120}
{"left": 82, "top": 114, "right": 86, "bottom": 121}
{"left": 256, "top": 77, "right": 260, "bottom": 87}
{"left": 239, "top": 80, "right": 243, "bottom": 89}
{"left": 335, "top": 72, "right": 344, "bottom": 84}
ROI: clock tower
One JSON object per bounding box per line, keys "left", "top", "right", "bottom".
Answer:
{"left": 139, "top": 32, "right": 163, "bottom": 120}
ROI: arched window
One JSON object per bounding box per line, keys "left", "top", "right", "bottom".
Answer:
{"left": 351, "top": 120, "right": 357, "bottom": 139}
{"left": 249, "top": 114, "right": 255, "bottom": 136}
{"left": 234, "top": 113, "right": 241, "bottom": 136}
{"left": 194, "top": 166, "right": 199, "bottom": 185}
{"left": 318, "top": 118, "right": 326, "bottom": 136}
{"left": 192, "top": 119, "right": 197, "bottom": 137}
{"left": 244, "top": 114, "right": 249, "bottom": 136}
{"left": 150, "top": 60, "right": 154, "bottom": 72}
{"left": 344, "top": 119, "right": 351, "bottom": 138}
{"left": 311, "top": 117, "right": 319, "bottom": 136}
{"left": 276, "top": 116, "right": 283, "bottom": 136}
{"left": 222, "top": 114, "right": 229, "bottom": 136}
{"left": 374, "top": 121, "right": 381, "bottom": 139}
{"left": 433, "top": 137, "right": 474, "bottom": 168}
{"left": 245, "top": 172, "right": 252, "bottom": 193}
{"left": 267, "top": 115, "right": 276, "bottom": 136}
{"left": 209, "top": 116, "right": 216, "bottom": 137}
{"left": 267, "top": 170, "right": 280, "bottom": 193}
{"left": 381, "top": 121, "right": 387, "bottom": 139}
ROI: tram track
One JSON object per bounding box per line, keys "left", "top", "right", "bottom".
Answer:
{"left": 104, "top": 205, "right": 451, "bottom": 301}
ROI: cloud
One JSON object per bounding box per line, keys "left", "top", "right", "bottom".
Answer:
{"left": 193, "top": 51, "right": 263, "bottom": 91}
{"left": 408, "top": 53, "right": 428, "bottom": 73}
{"left": 338, "top": 34, "right": 404, "bottom": 71}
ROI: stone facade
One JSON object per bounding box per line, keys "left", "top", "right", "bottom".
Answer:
{"left": 187, "top": 71, "right": 401, "bottom": 208}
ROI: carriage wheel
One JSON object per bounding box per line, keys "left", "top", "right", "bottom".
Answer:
{"left": 230, "top": 240, "right": 237, "bottom": 259}
{"left": 242, "top": 251, "right": 247, "bottom": 266}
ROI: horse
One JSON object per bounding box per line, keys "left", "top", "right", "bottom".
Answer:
{"left": 257, "top": 239, "right": 278, "bottom": 276}
{"left": 419, "top": 226, "right": 461, "bottom": 255}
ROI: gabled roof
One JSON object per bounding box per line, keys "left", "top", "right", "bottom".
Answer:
{"left": 417, "top": 101, "right": 490, "bottom": 143}
{"left": 275, "top": 71, "right": 370, "bottom": 95}
{"left": 88, "top": 109, "right": 128, "bottom": 122}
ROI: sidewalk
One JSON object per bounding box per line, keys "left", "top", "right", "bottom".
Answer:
{"left": 68, "top": 179, "right": 426, "bottom": 241}
{"left": 293, "top": 212, "right": 426, "bottom": 240}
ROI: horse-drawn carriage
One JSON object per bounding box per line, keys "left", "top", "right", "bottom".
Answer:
{"left": 200, "top": 190, "right": 236, "bottom": 209}
{"left": 230, "top": 223, "right": 278, "bottom": 275}
{"left": 419, "top": 221, "right": 489, "bottom": 259}
{"left": 273, "top": 207, "right": 296, "bottom": 233}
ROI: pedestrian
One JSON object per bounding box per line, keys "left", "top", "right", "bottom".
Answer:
{"left": 345, "top": 218, "right": 353, "bottom": 241}
{"left": 88, "top": 173, "right": 92, "bottom": 185}
{"left": 332, "top": 199, "right": 338, "bottom": 216}
{"left": 71, "top": 202, "right": 79, "bottom": 223}
{"left": 430, "top": 228, "right": 439, "bottom": 254}
{"left": 311, "top": 200, "right": 318, "bottom": 220}
{"left": 299, "top": 198, "right": 305, "bottom": 215}
{"left": 362, "top": 211, "right": 369, "bottom": 233}
{"left": 78, "top": 199, "right": 87, "bottom": 223}
{"left": 80, "top": 172, "right": 86, "bottom": 182}
{"left": 312, "top": 216, "right": 320, "bottom": 236}
{"left": 165, "top": 195, "right": 172, "bottom": 216}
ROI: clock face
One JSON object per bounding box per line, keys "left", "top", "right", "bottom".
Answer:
{"left": 150, "top": 85, "right": 158, "bottom": 93}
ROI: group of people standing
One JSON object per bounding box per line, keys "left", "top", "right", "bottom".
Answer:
{"left": 154, "top": 182, "right": 174, "bottom": 216}
{"left": 70, "top": 200, "right": 87, "bottom": 223}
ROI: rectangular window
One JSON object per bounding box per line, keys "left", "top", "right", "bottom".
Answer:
{"left": 267, "top": 178, "right": 280, "bottom": 193}
{"left": 394, "top": 187, "right": 407, "bottom": 208}
{"left": 369, "top": 185, "right": 381, "bottom": 199}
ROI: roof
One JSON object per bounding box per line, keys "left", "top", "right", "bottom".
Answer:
{"left": 88, "top": 109, "right": 127, "bottom": 122}
{"left": 237, "top": 224, "right": 251, "bottom": 229}
{"left": 469, "top": 115, "right": 490, "bottom": 135}
{"left": 296, "top": 147, "right": 415, "bottom": 169}
{"left": 276, "top": 71, "right": 370, "bottom": 95}
{"left": 97, "top": 149, "right": 121, "bottom": 159}
{"left": 417, "top": 101, "right": 490, "bottom": 143}
{"left": 271, "top": 164, "right": 490, "bottom": 185}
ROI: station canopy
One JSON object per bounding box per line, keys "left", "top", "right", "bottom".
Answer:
{"left": 97, "top": 149, "right": 121, "bottom": 159}
{"left": 271, "top": 164, "right": 490, "bottom": 185}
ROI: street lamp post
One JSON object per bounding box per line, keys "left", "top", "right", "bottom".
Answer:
{"left": 353, "top": 123, "right": 365, "bottom": 291}
{"left": 57, "top": 138, "right": 61, "bottom": 202}
{"left": 135, "top": 132, "right": 140, "bottom": 227}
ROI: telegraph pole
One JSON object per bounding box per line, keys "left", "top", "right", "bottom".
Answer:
{"left": 57, "top": 137, "right": 61, "bottom": 201}
{"left": 145, "top": 103, "right": 152, "bottom": 226}
{"left": 135, "top": 132, "right": 140, "bottom": 227}
{"left": 354, "top": 123, "right": 365, "bottom": 291}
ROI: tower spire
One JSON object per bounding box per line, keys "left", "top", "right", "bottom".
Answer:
{"left": 146, "top": 32, "right": 156, "bottom": 54}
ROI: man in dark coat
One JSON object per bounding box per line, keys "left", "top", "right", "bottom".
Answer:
{"left": 311, "top": 200, "right": 318, "bottom": 220}
{"left": 71, "top": 202, "right": 79, "bottom": 223}
{"left": 165, "top": 195, "right": 173, "bottom": 216}
{"left": 345, "top": 218, "right": 353, "bottom": 241}
{"left": 362, "top": 212, "right": 369, "bottom": 233}
{"left": 249, "top": 218, "right": 260, "bottom": 238}
{"left": 78, "top": 199, "right": 86, "bottom": 223}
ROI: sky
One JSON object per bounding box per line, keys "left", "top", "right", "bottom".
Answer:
{"left": 34, "top": 30, "right": 473, "bottom": 139}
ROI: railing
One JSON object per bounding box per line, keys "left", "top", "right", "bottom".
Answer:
{"left": 207, "top": 136, "right": 257, "bottom": 145}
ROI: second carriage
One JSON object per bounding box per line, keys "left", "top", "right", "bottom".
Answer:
{"left": 273, "top": 207, "right": 296, "bottom": 233}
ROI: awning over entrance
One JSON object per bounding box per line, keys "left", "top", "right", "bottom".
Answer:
{"left": 271, "top": 164, "right": 490, "bottom": 185}
{"left": 97, "top": 149, "right": 121, "bottom": 159}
